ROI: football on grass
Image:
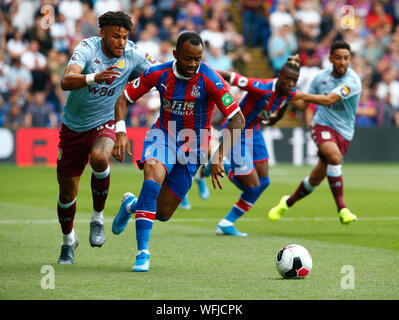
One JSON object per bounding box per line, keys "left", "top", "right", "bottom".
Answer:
{"left": 276, "top": 244, "right": 312, "bottom": 279}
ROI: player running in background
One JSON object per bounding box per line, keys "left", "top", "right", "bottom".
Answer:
{"left": 178, "top": 162, "right": 211, "bottom": 210}
{"left": 268, "top": 40, "right": 362, "bottom": 224}
{"left": 202, "top": 56, "right": 305, "bottom": 236}
{"left": 57, "top": 11, "right": 155, "bottom": 264}
{"left": 112, "top": 32, "right": 245, "bottom": 272}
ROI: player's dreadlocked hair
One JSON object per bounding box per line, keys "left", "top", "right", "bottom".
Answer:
{"left": 98, "top": 11, "right": 133, "bottom": 31}
{"left": 283, "top": 54, "right": 301, "bottom": 73}
{"left": 176, "top": 32, "right": 204, "bottom": 51}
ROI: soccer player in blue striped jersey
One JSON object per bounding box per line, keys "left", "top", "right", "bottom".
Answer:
{"left": 202, "top": 57, "right": 303, "bottom": 236}
{"left": 268, "top": 41, "right": 362, "bottom": 224}
{"left": 112, "top": 32, "right": 245, "bottom": 272}
{"left": 57, "top": 11, "right": 155, "bottom": 264}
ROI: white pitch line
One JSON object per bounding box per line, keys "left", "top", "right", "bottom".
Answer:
{"left": 0, "top": 216, "right": 399, "bottom": 224}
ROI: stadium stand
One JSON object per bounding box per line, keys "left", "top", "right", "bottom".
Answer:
{"left": 0, "top": 0, "right": 398, "bottom": 129}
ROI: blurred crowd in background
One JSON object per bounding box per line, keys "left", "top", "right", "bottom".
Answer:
{"left": 0, "top": 0, "right": 398, "bottom": 130}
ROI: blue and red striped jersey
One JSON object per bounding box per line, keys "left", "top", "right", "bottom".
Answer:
{"left": 124, "top": 61, "right": 240, "bottom": 137}
{"left": 228, "top": 72, "right": 297, "bottom": 129}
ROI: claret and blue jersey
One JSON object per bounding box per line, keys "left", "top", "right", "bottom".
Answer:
{"left": 63, "top": 36, "right": 153, "bottom": 132}
{"left": 310, "top": 67, "right": 362, "bottom": 141}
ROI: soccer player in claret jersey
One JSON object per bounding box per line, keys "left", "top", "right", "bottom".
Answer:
{"left": 57, "top": 11, "right": 155, "bottom": 264}
{"left": 112, "top": 31, "right": 245, "bottom": 272}
{"left": 202, "top": 57, "right": 304, "bottom": 236}
{"left": 268, "top": 40, "right": 362, "bottom": 224}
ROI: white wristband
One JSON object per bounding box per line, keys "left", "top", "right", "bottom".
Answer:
{"left": 115, "top": 120, "right": 126, "bottom": 134}
{"left": 86, "top": 73, "right": 96, "bottom": 85}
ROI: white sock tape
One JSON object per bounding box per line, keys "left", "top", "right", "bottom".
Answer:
{"left": 57, "top": 195, "right": 76, "bottom": 209}
{"left": 92, "top": 165, "right": 110, "bottom": 179}
{"left": 327, "top": 164, "right": 342, "bottom": 177}
{"left": 303, "top": 176, "right": 316, "bottom": 192}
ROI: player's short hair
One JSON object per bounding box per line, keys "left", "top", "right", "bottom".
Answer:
{"left": 98, "top": 11, "right": 133, "bottom": 31}
{"left": 176, "top": 32, "right": 204, "bottom": 51}
{"left": 330, "top": 40, "right": 351, "bottom": 54}
{"left": 283, "top": 54, "right": 301, "bottom": 73}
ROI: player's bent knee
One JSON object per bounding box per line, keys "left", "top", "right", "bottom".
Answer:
{"left": 58, "top": 191, "right": 76, "bottom": 205}
{"left": 143, "top": 161, "right": 166, "bottom": 183}
{"left": 90, "top": 150, "right": 110, "bottom": 170}
{"left": 325, "top": 152, "right": 342, "bottom": 165}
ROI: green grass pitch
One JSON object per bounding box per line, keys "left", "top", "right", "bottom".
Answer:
{"left": 0, "top": 163, "right": 398, "bottom": 300}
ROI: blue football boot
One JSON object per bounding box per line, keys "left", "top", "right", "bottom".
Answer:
{"left": 112, "top": 192, "right": 137, "bottom": 235}
{"left": 216, "top": 224, "right": 248, "bottom": 237}
{"left": 132, "top": 251, "right": 150, "bottom": 272}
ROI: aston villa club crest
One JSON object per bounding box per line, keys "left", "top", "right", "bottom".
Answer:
{"left": 340, "top": 85, "right": 351, "bottom": 97}
{"left": 191, "top": 85, "right": 200, "bottom": 97}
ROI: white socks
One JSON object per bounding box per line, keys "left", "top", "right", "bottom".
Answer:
{"left": 91, "top": 210, "right": 104, "bottom": 224}
{"left": 63, "top": 229, "right": 76, "bottom": 246}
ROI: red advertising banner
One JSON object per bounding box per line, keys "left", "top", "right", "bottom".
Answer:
{"left": 16, "top": 128, "right": 59, "bottom": 166}
{"left": 2, "top": 127, "right": 397, "bottom": 165}
{"left": 126, "top": 127, "right": 148, "bottom": 165}
{"left": 14, "top": 127, "right": 149, "bottom": 166}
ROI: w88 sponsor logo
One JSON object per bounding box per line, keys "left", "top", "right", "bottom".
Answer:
{"left": 88, "top": 85, "right": 116, "bottom": 97}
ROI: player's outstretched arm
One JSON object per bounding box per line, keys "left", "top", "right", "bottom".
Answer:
{"left": 217, "top": 70, "right": 232, "bottom": 82}
{"left": 290, "top": 96, "right": 309, "bottom": 111}
{"left": 210, "top": 110, "right": 245, "bottom": 190}
{"left": 112, "top": 93, "right": 131, "bottom": 163}
{"left": 296, "top": 90, "right": 341, "bottom": 107}
{"left": 263, "top": 104, "right": 289, "bottom": 127}
{"left": 61, "top": 63, "right": 122, "bottom": 91}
